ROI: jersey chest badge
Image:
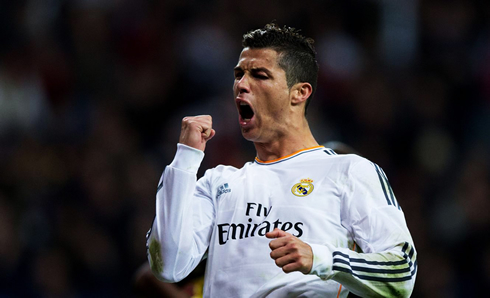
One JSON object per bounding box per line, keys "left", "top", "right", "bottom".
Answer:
{"left": 291, "top": 178, "right": 314, "bottom": 197}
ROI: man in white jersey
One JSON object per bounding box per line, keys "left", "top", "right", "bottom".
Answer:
{"left": 146, "top": 23, "right": 417, "bottom": 297}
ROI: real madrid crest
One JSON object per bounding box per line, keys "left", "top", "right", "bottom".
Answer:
{"left": 291, "top": 178, "right": 314, "bottom": 197}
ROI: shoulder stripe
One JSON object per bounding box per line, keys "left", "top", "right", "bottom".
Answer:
{"left": 324, "top": 148, "right": 338, "bottom": 155}
{"left": 372, "top": 163, "right": 400, "bottom": 208}
{"left": 378, "top": 165, "right": 400, "bottom": 210}
{"left": 372, "top": 163, "right": 392, "bottom": 206}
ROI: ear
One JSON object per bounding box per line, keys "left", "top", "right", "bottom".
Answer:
{"left": 290, "top": 82, "right": 313, "bottom": 106}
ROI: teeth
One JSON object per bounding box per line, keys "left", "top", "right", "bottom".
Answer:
{"left": 240, "top": 102, "right": 248, "bottom": 106}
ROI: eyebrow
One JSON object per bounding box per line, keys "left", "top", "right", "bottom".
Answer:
{"left": 233, "top": 66, "right": 273, "bottom": 76}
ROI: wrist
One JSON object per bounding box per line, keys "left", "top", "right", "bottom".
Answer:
{"left": 169, "top": 143, "right": 205, "bottom": 173}
{"left": 308, "top": 243, "right": 335, "bottom": 280}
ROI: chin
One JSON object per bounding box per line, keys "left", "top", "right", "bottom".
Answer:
{"left": 241, "top": 132, "right": 254, "bottom": 141}
{"left": 240, "top": 128, "right": 258, "bottom": 142}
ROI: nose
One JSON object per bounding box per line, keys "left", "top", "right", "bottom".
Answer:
{"left": 235, "top": 75, "right": 250, "bottom": 94}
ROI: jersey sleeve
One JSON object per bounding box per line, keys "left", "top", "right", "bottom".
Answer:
{"left": 146, "top": 143, "right": 215, "bottom": 282}
{"left": 309, "top": 157, "right": 417, "bottom": 297}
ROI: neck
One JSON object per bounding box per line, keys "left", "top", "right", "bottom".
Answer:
{"left": 254, "top": 120, "right": 319, "bottom": 162}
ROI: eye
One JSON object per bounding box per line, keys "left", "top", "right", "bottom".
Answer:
{"left": 253, "top": 73, "right": 268, "bottom": 80}
{"left": 234, "top": 71, "right": 243, "bottom": 80}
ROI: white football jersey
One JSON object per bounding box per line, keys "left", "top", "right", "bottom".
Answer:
{"left": 147, "top": 144, "right": 417, "bottom": 297}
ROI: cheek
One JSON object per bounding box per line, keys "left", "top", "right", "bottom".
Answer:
{"left": 262, "top": 99, "right": 285, "bottom": 119}
{"left": 256, "top": 84, "right": 288, "bottom": 116}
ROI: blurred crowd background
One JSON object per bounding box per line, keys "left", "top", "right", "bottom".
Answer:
{"left": 0, "top": 0, "right": 489, "bottom": 297}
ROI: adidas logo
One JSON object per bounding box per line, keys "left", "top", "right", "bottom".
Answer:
{"left": 217, "top": 183, "right": 231, "bottom": 199}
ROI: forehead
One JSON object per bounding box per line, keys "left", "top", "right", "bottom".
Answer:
{"left": 236, "top": 47, "right": 281, "bottom": 70}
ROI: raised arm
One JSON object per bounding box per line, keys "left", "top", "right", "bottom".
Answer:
{"left": 146, "top": 116, "right": 216, "bottom": 282}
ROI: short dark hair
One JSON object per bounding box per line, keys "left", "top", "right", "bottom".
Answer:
{"left": 242, "top": 23, "right": 319, "bottom": 114}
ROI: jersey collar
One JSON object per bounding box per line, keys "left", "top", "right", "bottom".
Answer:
{"left": 254, "top": 146, "right": 325, "bottom": 165}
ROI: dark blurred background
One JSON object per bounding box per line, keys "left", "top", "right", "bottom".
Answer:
{"left": 0, "top": 0, "right": 489, "bottom": 297}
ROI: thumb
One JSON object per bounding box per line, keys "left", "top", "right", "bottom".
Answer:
{"left": 205, "top": 129, "right": 216, "bottom": 141}
{"left": 265, "top": 228, "right": 287, "bottom": 239}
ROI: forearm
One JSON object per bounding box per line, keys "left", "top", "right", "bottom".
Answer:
{"left": 324, "top": 159, "right": 418, "bottom": 297}
{"left": 147, "top": 144, "right": 207, "bottom": 282}
{"left": 310, "top": 242, "right": 417, "bottom": 298}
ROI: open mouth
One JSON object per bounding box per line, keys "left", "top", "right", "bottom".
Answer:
{"left": 239, "top": 102, "right": 254, "bottom": 121}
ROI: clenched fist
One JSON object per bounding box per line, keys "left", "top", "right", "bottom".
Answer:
{"left": 266, "top": 228, "right": 313, "bottom": 274}
{"left": 179, "top": 115, "right": 216, "bottom": 152}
